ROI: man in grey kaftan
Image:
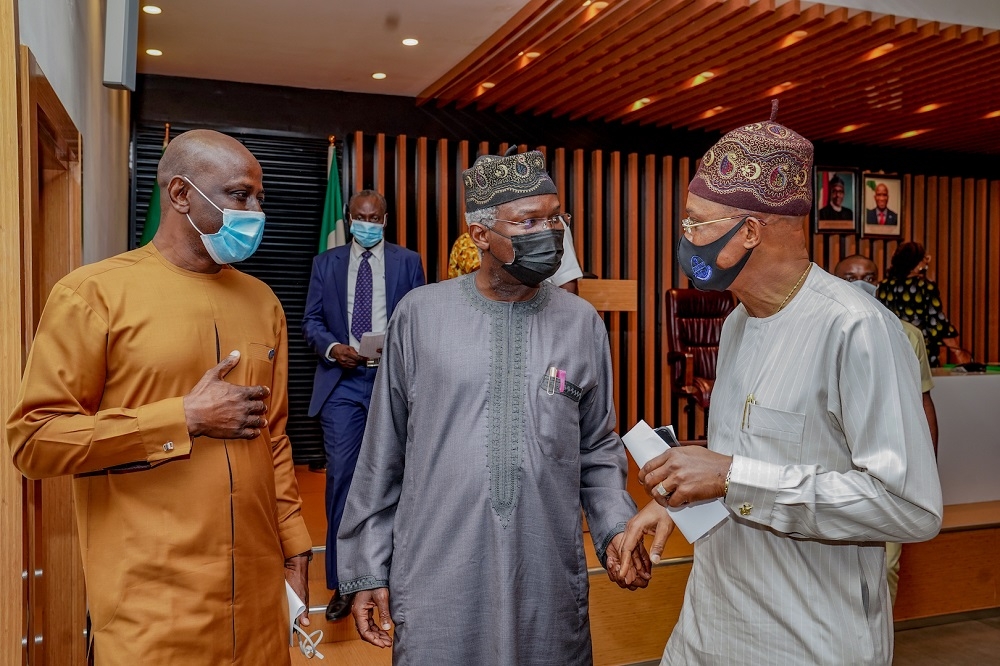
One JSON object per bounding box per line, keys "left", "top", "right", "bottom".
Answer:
{"left": 337, "top": 148, "right": 645, "bottom": 665}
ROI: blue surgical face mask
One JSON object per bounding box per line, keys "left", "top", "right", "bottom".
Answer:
{"left": 351, "top": 219, "right": 385, "bottom": 248}
{"left": 182, "top": 176, "right": 266, "bottom": 265}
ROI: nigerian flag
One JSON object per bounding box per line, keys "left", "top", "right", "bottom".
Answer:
{"left": 318, "top": 140, "right": 346, "bottom": 252}
{"left": 139, "top": 124, "right": 170, "bottom": 246}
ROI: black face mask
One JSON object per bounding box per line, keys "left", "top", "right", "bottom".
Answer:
{"left": 491, "top": 228, "right": 565, "bottom": 286}
{"left": 676, "top": 217, "right": 751, "bottom": 291}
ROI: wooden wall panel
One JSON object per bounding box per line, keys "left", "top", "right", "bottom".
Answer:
{"left": 990, "top": 182, "right": 1000, "bottom": 364}
{"left": 590, "top": 150, "right": 603, "bottom": 278}
{"left": 609, "top": 151, "right": 622, "bottom": 423}
{"left": 626, "top": 153, "right": 639, "bottom": 429}
{"left": 436, "top": 139, "right": 449, "bottom": 282}
{"left": 415, "top": 137, "right": 428, "bottom": 276}
{"left": 573, "top": 149, "right": 585, "bottom": 265}
{"left": 643, "top": 155, "right": 657, "bottom": 426}
{"left": 974, "top": 180, "right": 988, "bottom": 363}
{"left": 395, "top": 135, "right": 407, "bottom": 248}
{"left": 374, "top": 133, "right": 386, "bottom": 194}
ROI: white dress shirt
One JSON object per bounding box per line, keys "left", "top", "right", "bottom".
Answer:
{"left": 325, "top": 240, "right": 387, "bottom": 359}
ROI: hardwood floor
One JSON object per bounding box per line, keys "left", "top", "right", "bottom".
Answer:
{"left": 894, "top": 615, "right": 1000, "bottom": 665}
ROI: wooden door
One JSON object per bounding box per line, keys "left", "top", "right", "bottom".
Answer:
{"left": 17, "top": 46, "right": 85, "bottom": 666}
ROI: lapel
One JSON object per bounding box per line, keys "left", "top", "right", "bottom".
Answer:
{"left": 333, "top": 246, "right": 350, "bottom": 326}
{"left": 384, "top": 243, "right": 399, "bottom": 315}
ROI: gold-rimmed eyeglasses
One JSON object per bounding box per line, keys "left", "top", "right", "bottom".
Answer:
{"left": 680, "top": 214, "right": 746, "bottom": 231}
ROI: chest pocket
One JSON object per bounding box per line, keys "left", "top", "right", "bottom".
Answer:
{"left": 531, "top": 373, "right": 582, "bottom": 464}
{"left": 247, "top": 342, "right": 276, "bottom": 390}
{"left": 744, "top": 403, "right": 805, "bottom": 465}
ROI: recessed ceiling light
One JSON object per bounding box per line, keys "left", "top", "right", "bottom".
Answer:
{"left": 916, "top": 103, "right": 943, "bottom": 113}
{"left": 701, "top": 105, "right": 726, "bottom": 119}
{"left": 402, "top": 38, "right": 419, "bottom": 46}
{"left": 780, "top": 30, "right": 808, "bottom": 48}
{"left": 582, "top": 0, "right": 591, "bottom": 6}
{"left": 896, "top": 129, "right": 930, "bottom": 139}
{"left": 525, "top": 51, "right": 541, "bottom": 59}
{"left": 630, "top": 97, "right": 652, "bottom": 111}
{"left": 839, "top": 124, "right": 866, "bottom": 133}
{"left": 592, "top": 1, "right": 610, "bottom": 8}
{"left": 984, "top": 110, "right": 1000, "bottom": 119}
{"left": 690, "top": 70, "right": 716, "bottom": 87}
{"left": 865, "top": 43, "right": 895, "bottom": 61}
{"left": 481, "top": 82, "right": 495, "bottom": 89}
{"left": 142, "top": 5, "right": 162, "bottom": 14}
{"left": 372, "top": 72, "right": 387, "bottom": 80}
{"left": 145, "top": 49, "right": 163, "bottom": 57}
{"left": 766, "top": 81, "right": 795, "bottom": 96}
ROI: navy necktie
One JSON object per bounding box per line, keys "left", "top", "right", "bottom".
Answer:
{"left": 352, "top": 251, "right": 373, "bottom": 342}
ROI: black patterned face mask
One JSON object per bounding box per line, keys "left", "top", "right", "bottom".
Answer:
{"left": 490, "top": 228, "right": 565, "bottom": 286}
{"left": 676, "top": 217, "right": 752, "bottom": 291}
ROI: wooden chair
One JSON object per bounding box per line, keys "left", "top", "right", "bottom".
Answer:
{"left": 665, "top": 288, "right": 737, "bottom": 439}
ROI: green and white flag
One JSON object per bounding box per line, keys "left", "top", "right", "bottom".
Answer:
{"left": 139, "top": 124, "right": 170, "bottom": 246}
{"left": 318, "top": 139, "right": 346, "bottom": 252}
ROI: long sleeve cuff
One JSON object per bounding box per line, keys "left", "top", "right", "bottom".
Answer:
{"left": 279, "top": 516, "right": 314, "bottom": 560}
{"left": 724, "top": 455, "right": 780, "bottom": 524}
{"left": 138, "top": 397, "right": 193, "bottom": 463}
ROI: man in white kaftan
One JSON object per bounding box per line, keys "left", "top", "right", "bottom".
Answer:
{"left": 620, "top": 105, "right": 942, "bottom": 665}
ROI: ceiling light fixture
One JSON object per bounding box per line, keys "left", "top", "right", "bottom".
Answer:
{"left": 779, "top": 30, "right": 808, "bottom": 48}
{"left": 482, "top": 82, "right": 496, "bottom": 89}
{"left": 839, "top": 124, "right": 866, "bottom": 133}
{"left": 701, "top": 105, "right": 726, "bottom": 119}
{"left": 592, "top": 1, "right": 610, "bottom": 8}
{"left": 582, "top": 0, "right": 592, "bottom": 6}
{"left": 690, "top": 70, "right": 716, "bottom": 87}
{"left": 982, "top": 110, "right": 1000, "bottom": 119}
{"left": 142, "top": 5, "right": 162, "bottom": 14}
{"left": 864, "top": 43, "right": 895, "bottom": 61}
{"left": 402, "top": 38, "right": 419, "bottom": 46}
{"left": 766, "top": 81, "right": 795, "bottom": 96}
{"left": 630, "top": 97, "right": 652, "bottom": 111}
{"left": 145, "top": 49, "right": 163, "bottom": 56}
{"left": 916, "top": 103, "right": 943, "bottom": 113}
{"left": 372, "top": 72, "right": 387, "bottom": 80}
{"left": 896, "top": 129, "right": 929, "bottom": 139}
{"left": 525, "top": 51, "right": 541, "bottom": 59}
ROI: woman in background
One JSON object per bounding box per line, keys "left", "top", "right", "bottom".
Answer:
{"left": 877, "top": 241, "right": 971, "bottom": 366}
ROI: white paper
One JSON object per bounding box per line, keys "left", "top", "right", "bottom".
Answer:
{"left": 286, "top": 581, "right": 306, "bottom": 645}
{"left": 359, "top": 331, "right": 385, "bottom": 359}
{"left": 622, "top": 420, "right": 731, "bottom": 543}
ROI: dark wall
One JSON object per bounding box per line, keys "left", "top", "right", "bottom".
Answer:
{"left": 134, "top": 74, "right": 999, "bottom": 180}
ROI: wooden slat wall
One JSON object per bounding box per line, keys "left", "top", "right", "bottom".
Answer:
{"left": 345, "top": 132, "right": 1000, "bottom": 434}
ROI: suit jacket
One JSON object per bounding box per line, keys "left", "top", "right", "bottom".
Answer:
{"left": 303, "top": 241, "right": 424, "bottom": 416}
{"left": 866, "top": 207, "right": 898, "bottom": 225}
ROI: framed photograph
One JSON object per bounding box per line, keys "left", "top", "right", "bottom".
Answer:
{"left": 861, "top": 173, "right": 903, "bottom": 238}
{"left": 814, "top": 168, "right": 859, "bottom": 233}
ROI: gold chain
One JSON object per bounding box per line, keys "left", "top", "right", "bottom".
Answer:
{"left": 777, "top": 264, "right": 812, "bottom": 312}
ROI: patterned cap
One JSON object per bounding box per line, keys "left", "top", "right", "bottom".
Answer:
{"left": 689, "top": 100, "right": 813, "bottom": 216}
{"left": 462, "top": 149, "right": 557, "bottom": 212}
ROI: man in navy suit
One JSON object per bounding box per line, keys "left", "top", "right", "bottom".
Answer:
{"left": 866, "top": 183, "right": 898, "bottom": 226}
{"left": 302, "top": 189, "right": 424, "bottom": 621}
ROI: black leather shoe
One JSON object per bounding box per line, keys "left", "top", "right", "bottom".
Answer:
{"left": 325, "top": 592, "right": 353, "bottom": 621}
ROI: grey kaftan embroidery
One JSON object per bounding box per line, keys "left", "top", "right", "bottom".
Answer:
{"left": 337, "top": 275, "right": 635, "bottom": 665}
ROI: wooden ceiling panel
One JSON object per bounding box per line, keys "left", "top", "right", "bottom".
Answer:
{"left": 419, "top": 0, "right": 1000, "bottom": 154}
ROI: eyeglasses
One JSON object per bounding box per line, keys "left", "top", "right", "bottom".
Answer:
{"left": 492, "top": 213, "right": 571, "bottom": 231}
{"left": 680, "top": 214, "right": 748, "bottom": 231}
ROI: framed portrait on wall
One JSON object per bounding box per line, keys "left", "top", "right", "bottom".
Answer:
{"left": 813, "top": 168, "right": 858, "bottom": 233}
{"left": 861, "top": 173, "right": 903, "bottom": 238}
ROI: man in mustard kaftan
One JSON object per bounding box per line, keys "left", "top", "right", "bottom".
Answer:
{"left": 6, "top": 130, "right": 312, "bottom": 665}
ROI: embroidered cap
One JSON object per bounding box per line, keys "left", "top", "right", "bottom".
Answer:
{"left": 462, "top": 148, "right": 558, "bottom": 213}
{"left": 689, "top": 100, "right": 814, "bottom": 216}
